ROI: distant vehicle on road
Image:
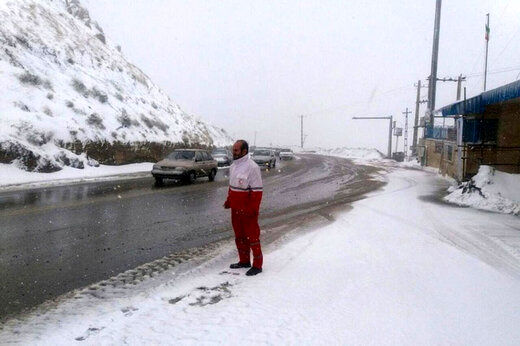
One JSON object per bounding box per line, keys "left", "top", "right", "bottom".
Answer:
{"left": 251, "top": 149, "right": 276, "bottom": 168}
{"left": 212, "top": 148, "right": 233, "bottom": 167}
{"left": 152, "top": 149, "right": 217, "bottom": 185}
{"left": 279, "top": 149, "right": 294, "bottom": 160}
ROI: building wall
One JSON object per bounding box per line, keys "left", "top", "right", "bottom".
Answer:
{"left": 424, "top": 139, "right": 459, "bottom": 179}
{"left": 465, "top": 99, "right": 520, "bottom": 175}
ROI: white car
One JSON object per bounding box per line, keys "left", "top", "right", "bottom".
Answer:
{"left": 212, "top": 148, "right": 233, "bottom": 167}
{"left": 151, "top": 149, "right": 217, "bottom": 185}
{"left": 279, "top": 149, "right": 294, "bottom": 160}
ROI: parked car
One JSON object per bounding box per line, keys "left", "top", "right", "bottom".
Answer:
{"left": 151, "top": 149, "right": 217, "bottom": 185}
{"left": 279, "top": 148, "right": 294, "bottom": 160}
{"left": 251, "top": 148, "right": 276, "bottom": 168}
{"left": 212, "top": 148, "right": 233, "bottom": 167}
{"left": 392, "top": 152, "right": 405, "bottom": 162}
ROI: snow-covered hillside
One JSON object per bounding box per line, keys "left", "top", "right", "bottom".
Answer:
{"left": 0, "top": 0, "right": 232, "bottom": 172}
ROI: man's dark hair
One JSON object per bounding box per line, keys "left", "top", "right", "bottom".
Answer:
{"left": 237, "top": 139, "right": 249, "bottom": 153}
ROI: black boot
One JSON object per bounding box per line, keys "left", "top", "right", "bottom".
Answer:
{"left": 245, "top": 267, "right": 262, "bottom": 276}
{"left": 229, "top": 262, "right": 251, "bottom": 269}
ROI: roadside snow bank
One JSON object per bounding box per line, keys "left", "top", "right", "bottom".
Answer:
{"left": 315, "top": 147, "right": 385, "bottom": 160}
{"left": 445, "top": 165, "right": 520, "bottom": 215}
{"left": 0, "top": 161, "right": 152, "bottom": 190}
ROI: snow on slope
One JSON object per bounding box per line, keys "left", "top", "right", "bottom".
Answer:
{"left": 0, "top": 0, "right": 232, "bottom": 172}
{"left": 445, "top": 165, "right": 520, "bottom": 215}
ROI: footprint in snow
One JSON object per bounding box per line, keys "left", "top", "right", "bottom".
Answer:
{"left": 189, "top": 282, "right": 233, "bottom": 307}
{"left": 121, "top": 306, "right": 138, "bottom": 316}
{"left": 74, "top": 327, "right": 104, "bottom": 341}
{"left": 167, "top": 282, "right": 233, "bottom": 307}
{"left": 219, "top": 270, "right": 239, "bottom": 276}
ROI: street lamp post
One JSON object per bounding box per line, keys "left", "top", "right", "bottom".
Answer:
{"left": 352, "top": 116, "right": 393, "bottom": 158}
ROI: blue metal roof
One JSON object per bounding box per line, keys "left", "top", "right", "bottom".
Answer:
{"left": 436, "top": 79, "right": 520, "bottom": 116}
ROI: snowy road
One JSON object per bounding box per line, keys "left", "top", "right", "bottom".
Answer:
{"left": 0, "top": 155, "right": 381, "bottom": 319}
{"left": 387, "top": 166, "right": 520, "bottom": 280}
{"left": 1, "top": 163, "right": 519, "bottom": 344}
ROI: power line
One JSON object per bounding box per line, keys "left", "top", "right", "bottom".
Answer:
{"left": 465, "top": 65, "right": 520, "bottom": 78}
{"left": 305, "top": 84, "right": 414, "bottom": 116}
{"left": 492, "top": 24, "right": 520, "bottom": 64}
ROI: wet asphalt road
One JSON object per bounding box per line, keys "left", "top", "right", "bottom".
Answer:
{"left": 0, "top": 155, "right": 381, "bottom": 319}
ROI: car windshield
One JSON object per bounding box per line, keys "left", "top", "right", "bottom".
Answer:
{"left": 254, "top": 150, "right": 271, "bottom": 156}
{"left": 281, "top": 149, "right": 292, "bottom": 153}
{"left": 167, "top": 150, "right": 195, "bottom": 160}
{"left": 212, "top": 149, "right": 227, "bottom": 155}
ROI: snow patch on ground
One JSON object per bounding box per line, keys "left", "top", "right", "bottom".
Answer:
{"left": 399, "top": 158, "right": 422, "bottom": 168}
{"left": 445, "top": 165, "right": 520, "bottom": 215}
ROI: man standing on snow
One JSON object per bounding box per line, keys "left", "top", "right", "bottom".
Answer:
{"left": 223, "top": 140, "right": 263, "bottom": 276}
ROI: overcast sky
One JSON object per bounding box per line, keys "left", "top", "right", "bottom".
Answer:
{"left": 83, "top": 0, "right": 520, "bottom": 152}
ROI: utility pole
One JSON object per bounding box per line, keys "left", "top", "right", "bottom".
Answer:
{"left": 412, "top": 81, "right": 428, "bottom": 156}
{"left": 456, "top": 74, "right": 463, "bottom": 100}
{"left": 403, "top": 108, "right": 411, "bottom": 159}
{"left": 427, "top": 0, "right": 442, "bottom": 126}
{"left": 253, "top": 131, "right": 257, "bottom": 147}
{"left": 484, "top": 13, "right": 490, "bottom": 91}
{"left": 389, "top": 117, "right": 393, "bottom": 158}
{"left": 299, "top": 115, "right": 304, "bottom": 148}
{"left": 394, "top": 121, "right": 398, "bottom": 152}
{"left": 427, "top": 75, "right": 466, "bottom": 101}
{"left": 352, "top": 116, "right": 393, "bottom": 158}
{"left": 393, "top": 122, "right": 402, "bottom": 159}
{"left": 413, "top": 81, "right": 421, "bottom": 155}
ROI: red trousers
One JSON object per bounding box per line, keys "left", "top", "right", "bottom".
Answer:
{"left": 231, "top": 209, "right": 263, "bottom": 269}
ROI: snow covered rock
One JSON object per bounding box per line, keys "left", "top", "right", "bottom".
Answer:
{"left": 445, "top": 165, "right": 520, "bottom": 215}
{"left": 0, "top": 0, "right": 232, "bottom": 172}
{"left": 86, "top": 156, "right": 99, "bottom": 167}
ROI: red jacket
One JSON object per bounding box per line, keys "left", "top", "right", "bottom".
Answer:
{"left": 225, "top": 155, "right": 263, "bottom": 215}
